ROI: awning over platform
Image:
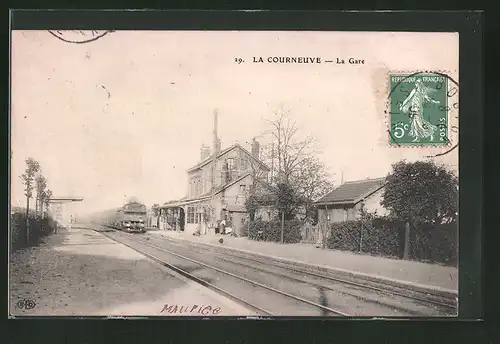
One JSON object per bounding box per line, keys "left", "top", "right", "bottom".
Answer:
{"left": 48, "top": 197, "right": 84, "bottom": 203}
{"left": 158, "top": 197, "right": 210, "bottom": 209}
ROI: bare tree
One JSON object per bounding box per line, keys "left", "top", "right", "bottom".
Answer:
{"left": 20, "top": 157, "right": 41, "bottom": 243}
{"left": 255, "top": 106, "right": 332, "bottom": 221}
{"left": 264, "top": 106, "right": 316, "bottom": 185}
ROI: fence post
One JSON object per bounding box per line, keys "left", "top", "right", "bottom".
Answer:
{"left": 322, "top": 205, "right": 328, "bottom": 249}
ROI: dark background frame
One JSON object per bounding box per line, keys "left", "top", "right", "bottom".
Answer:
{"left": 6, "top": 9, "right": 485, "bottom": 344}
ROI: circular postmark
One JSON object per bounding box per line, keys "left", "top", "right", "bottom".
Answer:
{"left": 386, "top": 71, "right": 459, "bottom": 157}
{"left": 48, "top": 30, "right": 114, "bottom": 44}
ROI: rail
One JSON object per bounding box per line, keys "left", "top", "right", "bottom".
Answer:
{"left": 95, "top": 224, "right": 348, "bottom": 316}
{"left": 92, "top": 223, "right": 456, "bottom": 316}
{"left": 151, "top": 236, "right": 457, "bottom": 312}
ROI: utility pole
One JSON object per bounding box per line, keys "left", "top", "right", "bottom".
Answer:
{"left": 322, "top": 204, "right": 329, "bottom": 249}
{"left": 209, "top": 109, "right": 219, "bottom": 235}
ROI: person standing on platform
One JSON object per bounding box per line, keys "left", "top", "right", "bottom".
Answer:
{"left": 220, "top": 218, "right": 226, "bottom": 235}
{"left": 215, "top": 220, "right": 220, "bottom": 234}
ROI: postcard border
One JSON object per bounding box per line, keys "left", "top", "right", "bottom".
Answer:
{"left": 6, "top": 8, "right": 485, "bottom": 344}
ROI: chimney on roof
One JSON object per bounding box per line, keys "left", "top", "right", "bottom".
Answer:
{"left": 251, "top": 138, "right": 260, "bottom": 160}
{"left": 213, "top": 109, "right": 221, "bottom": 155}
{"left": 200, "top": 145, "right": 211, "bottom": 161}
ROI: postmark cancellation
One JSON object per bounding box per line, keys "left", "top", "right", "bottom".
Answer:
{"left": 48, "top": 30, "right": 113, "bottom": 44}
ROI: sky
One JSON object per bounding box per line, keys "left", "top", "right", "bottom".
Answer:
{"left": 10, "top": 30, "right": 459, "bottom": 216}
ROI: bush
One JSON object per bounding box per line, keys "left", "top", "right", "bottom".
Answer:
{"left": 248, "top": 219, "right": 302, "bottom": 243}
{"left": 325, "top": 217, "right": 458, "bottom": 266}
{"left": 238, "top": 219, "right": 249, "bottom": 237}
{"left": 10, "top": 211, "right": 57, "bottom": 251}
{"left": 411, "top": 221, "right": 458, "bottom": 266}
{"left": 326, "top": 220, "right": 401, "bottom": 258}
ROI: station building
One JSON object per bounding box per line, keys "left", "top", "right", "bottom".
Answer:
{"left": 157, "top": 140, "right": 270, "bottom": 236}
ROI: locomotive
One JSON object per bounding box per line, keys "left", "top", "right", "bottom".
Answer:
{"left": 102, "top": 201, "right": 147, "bottom": 233}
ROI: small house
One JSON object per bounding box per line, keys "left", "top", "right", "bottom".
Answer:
{"left": 314, "top": 177, "right": 387, "bottom": 223}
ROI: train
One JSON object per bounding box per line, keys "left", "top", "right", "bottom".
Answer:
{"left": 99, "top": 201, "right": 147, "bottom": 233}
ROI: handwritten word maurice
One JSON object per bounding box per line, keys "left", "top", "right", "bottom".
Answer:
{"left": 161, "top": 304, "right": 222, "bottom": 315}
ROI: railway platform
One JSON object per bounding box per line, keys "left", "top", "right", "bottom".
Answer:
{"left": 9, "top": 224, "right": 256, "bottom": 317}
{"left": 148, "top": 230, "right": 458, "bottom": 294}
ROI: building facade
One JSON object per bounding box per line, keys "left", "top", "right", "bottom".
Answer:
{"left": 158, "top": 140, "right": 270, "bottom": 236}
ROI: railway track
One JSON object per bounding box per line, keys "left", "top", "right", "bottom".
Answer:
{"left": 96, "top": 226, "right": 348, "bottom": 316}
{"left": 91, "top": 224, "right": 456, "bottom": 317}
{"left": 146, "top": 235, "right": 457, "bottom": 314}
{"left": 155, "top": 234, "right": 458, "bottom": 311}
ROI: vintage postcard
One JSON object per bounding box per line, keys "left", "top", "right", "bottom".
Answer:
{"left": 10, "top": 30, "right": 459, "bottom": 317}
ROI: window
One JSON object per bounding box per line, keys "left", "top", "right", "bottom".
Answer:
{"left": 227, "top": 158, "right": 235, "bottom": 171}
{"left": 187, "top": 207, "right": 195, "bottom": 224}
{"left": 240, "top": 184, "right": 246, "bottom": 194}
{"left": 241, "top": 157, "right": 248, "bottom": 170}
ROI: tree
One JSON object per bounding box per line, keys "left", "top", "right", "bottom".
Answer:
{"left": 20, "top": 157, "right": 41, "bottom": 244}
{"left": 264, "top": 106, "right": 315, "bottom": 185}
{"left": 44, "top": 189, "right": 53, "bottom": 218}
{"left": 381, "top": 160, "right": 458, "bottom": 259}
{"left": 275, "top": 182, "right": 302, "bottom": 220}
{"left": 244, "top": 106, "right": 334, "bottom": 244}
{"left": 290, "top": 156, "right": 334, "bottom": 222}
{"left": 35, "top": 174, "right": 47, "bottom": 218}
{"left": 245, "top": 193, "right": 260, "bottom": 222}
{"left": 260, "top": 106, "right": 332, "bottom": 220}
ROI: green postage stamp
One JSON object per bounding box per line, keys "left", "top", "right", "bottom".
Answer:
{"left": 389, "top": 73, "right": 449, "bottom": 146}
